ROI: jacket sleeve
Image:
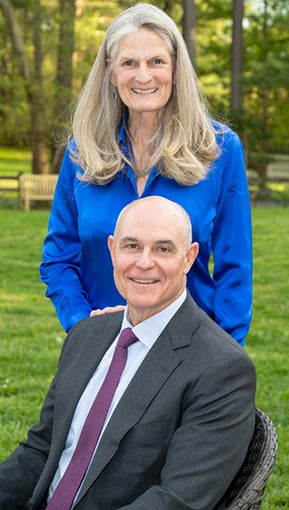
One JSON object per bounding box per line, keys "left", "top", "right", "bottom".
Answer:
{"left": 211, "top": 129, "right": 252, "bottom": 346}
{"left": 40, "top": 144, "right": 92, "bottom": 332}
{"left": 118, "top": 346, "right": 256, "bottom": 510}
{"left": 0, "top": 448, "right": 45, "bottom": 508}
{"left": 0, "top": 375, "right": 57, "bottom": 508}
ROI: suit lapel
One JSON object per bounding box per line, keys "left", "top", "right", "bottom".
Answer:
{"left": 49, "top": 317, "right": 123, "bottom": 472}
{"left": 76, "top": 294, "right": 198, "bottom": 503}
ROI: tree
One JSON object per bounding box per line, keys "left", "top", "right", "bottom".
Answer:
{"left": 51, "top": 0, "right": 76, "bottom": 174}
{"left": 243, "top": 0, "right": 289, "bottom": 196}
{"left": 0, "top": 0, "right": 49, "bottom": 173}
{"left": 30, "top": 0, "right": 49, "bottom": 174}
{"left": 1, "top": 0, "right": 288, "bottom": 185}
{"left": 183, "top": 0, "right": 197, "bottom": 69}
{"left": 231, "top": 0, "right": 244, "bottom": 112}
{"left": 192, "top": 0, "right": 232, "bottom": 114}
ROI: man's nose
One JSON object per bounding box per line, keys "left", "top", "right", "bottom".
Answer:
{"left": 136, "top": 249, "right": 155, "bottom": 268}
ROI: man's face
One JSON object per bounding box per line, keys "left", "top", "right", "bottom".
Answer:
{"left": 108, "top": 199, "right": 198, "bottom": 325}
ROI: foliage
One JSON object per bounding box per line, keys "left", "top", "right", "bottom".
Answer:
{"left": 0, "top": 206, "right": 288, "bottom": 508}
{"left": 241, "top": 0, "right": 289, "bottom": 158}
{"left": 0, "top": 0, "right": 288, "bottom": 179}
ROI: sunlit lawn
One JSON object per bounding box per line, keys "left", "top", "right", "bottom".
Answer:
{"left": 0, "top": 147, "right": 32, "bottom": 208}
{"left": 246, "top": 207, "right": 289, "bottom": 509}
{"left": 0, "top": 147, "right": 32, "bottom": 175}
{"left": 0, "top": 206, "right": 288, "bottom": 508}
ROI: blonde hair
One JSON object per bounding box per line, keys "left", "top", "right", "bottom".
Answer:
{"left": 71, "top": 3, "right": 219, "bottom": 186}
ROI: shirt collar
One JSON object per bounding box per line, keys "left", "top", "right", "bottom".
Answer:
{"left": 121, "top": 289, "right": 187, "bottom": 349}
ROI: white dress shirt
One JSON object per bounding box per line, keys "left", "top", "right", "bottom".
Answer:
{"left": 48, "top": 289, "right": 187, "bottom": 500}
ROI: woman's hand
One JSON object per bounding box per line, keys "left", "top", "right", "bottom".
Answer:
{"left": 90, "top": 305, "right": 126, "bottom": 317}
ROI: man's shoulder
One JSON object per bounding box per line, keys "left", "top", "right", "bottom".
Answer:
{"left": 173, "top": 293, "right": 249, "bottom": 357}
{"left": 73, "top": 311, "right": 123, "bottom": 333}
{"left": 61, "top": 312, "right": 123, "bottom": 354}
{"left": 171, "top": 294, "right": 255, "bottom": 383}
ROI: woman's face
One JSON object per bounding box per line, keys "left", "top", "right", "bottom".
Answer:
{"left": 110, "top": 28, "right": 174, "bottom": 116}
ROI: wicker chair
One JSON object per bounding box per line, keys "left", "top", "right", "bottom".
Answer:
{"left": 225, "top": 408, "right": 278, "bottom": 509}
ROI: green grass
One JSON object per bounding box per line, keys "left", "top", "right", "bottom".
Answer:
{"left": 246, "top": 207, "right": 289, "bottom": 509}
{"left": 0, "top": 147, "right": 288, "bottom": 505}
{"left": 0, "top": 208, "right": 288, "bottom": 507}
{"left": 0, "top": 146, "right": 32, "bottom": 175}
{"left": 0, "top": 211, "right": 64, "bottom": 448}
{"left": 0, "top": 147, "right": 32, "bottom": 208}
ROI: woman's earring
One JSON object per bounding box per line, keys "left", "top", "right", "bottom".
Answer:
{"left": 113, "top": 86, "right": 118, "bottom": 101}
{"left": 172, "top": 84, "right": 176, "bottom": 97}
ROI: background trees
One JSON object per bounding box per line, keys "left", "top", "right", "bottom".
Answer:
{"left": 0, "top": 0, "right": 288, "bottom": 190}
{"left": 242, "top": 0, "right": 289, "bottom": 194}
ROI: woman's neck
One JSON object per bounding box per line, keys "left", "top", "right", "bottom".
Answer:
{"left": 126, "top": 111, "right": 162, "bottom": 196}
{"left": 126, "top": 110, "right": 161, "bottom": 145}
{"left": 126, "top": 113, "right": 158, "bottom": 170}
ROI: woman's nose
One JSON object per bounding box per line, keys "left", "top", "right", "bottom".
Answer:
{"left": 135, "top": 63, "right": 152, "bottom": 83}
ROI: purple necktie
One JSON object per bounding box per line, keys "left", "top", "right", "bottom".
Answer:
{"left": 46, "top": 328, "right": 138, "bottom": 510}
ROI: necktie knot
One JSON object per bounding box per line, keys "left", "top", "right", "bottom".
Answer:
{"left": 117, "top": 327, "right": 138, "bottom": 349}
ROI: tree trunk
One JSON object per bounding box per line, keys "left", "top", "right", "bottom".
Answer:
{"left": 51, "top": 0, "right": 76, "bottom": 174}
{"left": 0, "top": 0, "right": 49, "bottom": 174}
{"left": 31, "top": 0, "right": 49, "bottom": 174}
{"left": 231, "top": 0, "right": 244, "bottom": 111}
{"left": 0, "top": 0, "right": 30, "bottom": 84}
{"left": 183, "top": 0, "right": 197, "bottom": 70}
{"left": 255, "top": 0, "right": 270, "bottom": 198}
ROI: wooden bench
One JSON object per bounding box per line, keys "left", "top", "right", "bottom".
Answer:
{"left": 247, "top": 163, "right": 289, "bottom": 183}
{"left": 0, "top": 173, "right": 22, "bottom": 196}
{"left": 19, "top": 174, "right": 58, "bottom": 211}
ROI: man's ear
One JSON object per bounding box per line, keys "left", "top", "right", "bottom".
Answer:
{"left": 184, "top": 242, "right": 199, "bottom": 274}
{"left": 107, "top": 235, "right": 115, "bottom": 265}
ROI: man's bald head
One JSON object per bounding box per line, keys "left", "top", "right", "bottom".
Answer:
{"left": 114, "top": 196, "right": 193, "bottom": 250}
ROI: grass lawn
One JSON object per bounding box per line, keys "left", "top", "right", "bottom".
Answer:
{"left": 0, "top": 207, "right": 288, "bottom": 507}
{"left": 0, "top": 147, "right": 33, "bottom": 208}
{"left": 0, "top": 147, "right": 32, "bottom": 175}
{"left": 246, "top": 207, "right": 289, "bottom": 509}
{"left": 0, "top": 211, "right": 64, "bottom": 445}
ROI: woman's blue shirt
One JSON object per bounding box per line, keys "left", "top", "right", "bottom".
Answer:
{"left": 40, "top": 120, "right": 252, "bottom": 345}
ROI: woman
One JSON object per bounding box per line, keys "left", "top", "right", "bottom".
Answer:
{"left": 40, "top": 3, "right": 252, "bottom": 346}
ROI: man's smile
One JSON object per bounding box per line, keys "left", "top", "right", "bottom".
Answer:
{"left": 129, "top": 277, "right": 159, "bottom": 284}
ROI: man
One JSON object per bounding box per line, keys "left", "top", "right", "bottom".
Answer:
{"left": 0, "top": 196, "right": 256, "bottom": 509}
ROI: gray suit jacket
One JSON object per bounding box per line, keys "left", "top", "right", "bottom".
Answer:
{"left": 0, "top": 293, "right": 256, "bottom": 510}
